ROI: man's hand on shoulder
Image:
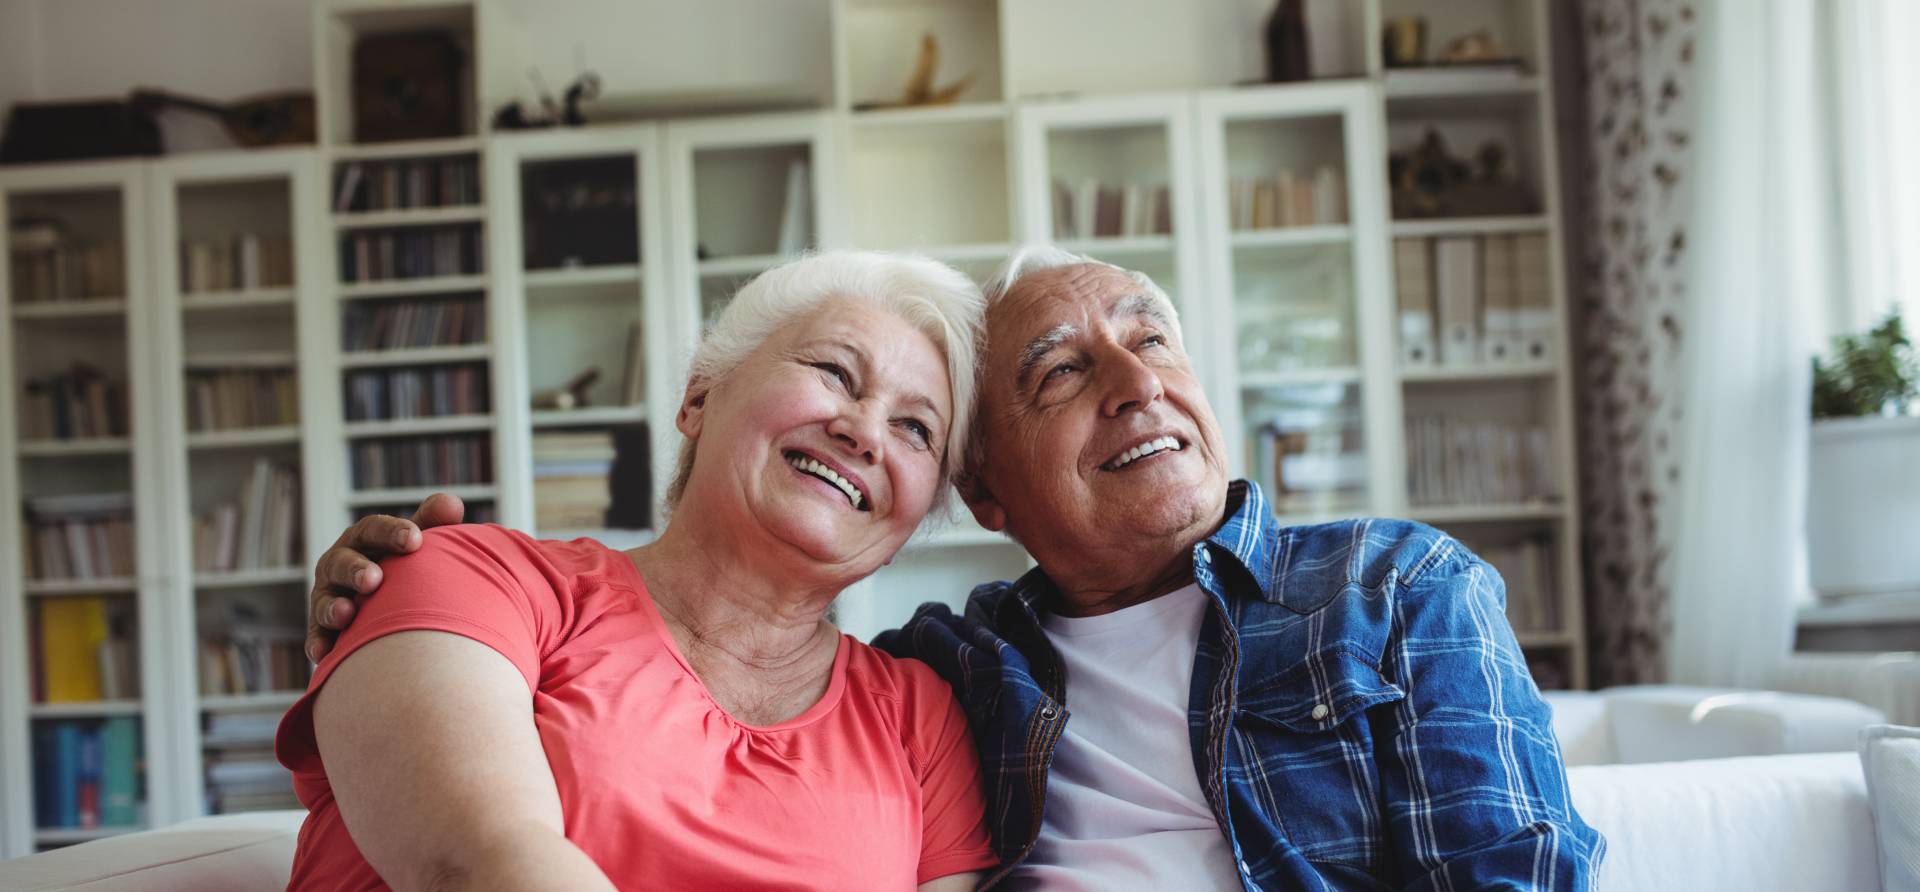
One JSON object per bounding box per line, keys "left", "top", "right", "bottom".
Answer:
{"left": 305, "top": 493, "right": 466, "bottom": 662}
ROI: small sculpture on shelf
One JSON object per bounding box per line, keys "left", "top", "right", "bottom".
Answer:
{"left": 853, "top": 34, "right": 975, "bottom": 111}
{"left": 532, "top": 369, "right": 602, "bottom": 412}
{"left": 493, "top": 69, "right": 603, "bottom": 130}
{"left": 1381, "top": 18, "right": 1524, "bottom": 72}
{"left": 1388, "top": 128, "right": 1536, "bottom": 218}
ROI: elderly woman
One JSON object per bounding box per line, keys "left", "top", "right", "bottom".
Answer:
{"left": 275, "top": 252, "right": 997, "bottom": 891}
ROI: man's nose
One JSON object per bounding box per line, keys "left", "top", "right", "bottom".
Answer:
{"left": 1099, "top": 347, "right": 1164, "bottom": 418}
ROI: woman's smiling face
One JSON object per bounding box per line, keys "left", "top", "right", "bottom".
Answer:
{"left": 675, "top": 296, "right": 955, "bottom": 579}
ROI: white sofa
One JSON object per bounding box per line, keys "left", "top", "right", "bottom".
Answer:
{"left": 0, "top": 687, "right": 1895, "bottom": 891}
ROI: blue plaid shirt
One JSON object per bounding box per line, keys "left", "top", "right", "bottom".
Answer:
{"left": 874, "top": 480, "right": 1604, "bottom": 890}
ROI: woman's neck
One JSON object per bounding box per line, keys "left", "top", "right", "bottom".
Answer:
{"left": 626, "top": 521, "right": 840, "bottom": 672}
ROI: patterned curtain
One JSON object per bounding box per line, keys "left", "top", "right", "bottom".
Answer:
{"left": 1570, "top": 0, "right": 1697, "bottom": 687}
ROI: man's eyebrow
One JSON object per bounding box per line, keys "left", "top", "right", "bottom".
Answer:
{"left": 1015, "top": 322, "right": 1079, "bottom": 393}
{"left": 1111, "top": 292, "right": 1174, "bottom": 331}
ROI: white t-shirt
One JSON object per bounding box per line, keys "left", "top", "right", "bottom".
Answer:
{"left": 1002, "top": 583, "right": 1244, "bottom": 891}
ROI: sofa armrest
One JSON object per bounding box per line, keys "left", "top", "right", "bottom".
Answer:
{"left": 0, "top": 811, "right": 304, "bottom": 892}
{"left": 1542, "top": 690, "right": 1617, "bottom": 766}
{"left": 1570, "top": 753, "right": 1878, "bottom": 892}
{"left": 1601, "top": 685, "right": 1885, "bottom": 763}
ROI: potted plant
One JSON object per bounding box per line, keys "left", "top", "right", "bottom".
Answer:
{"left": 1807, "top": 308, "right": 1920, "bottom": 601}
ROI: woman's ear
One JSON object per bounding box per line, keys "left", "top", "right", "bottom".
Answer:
{"left": 676, "top": 377, "right": 711, "bottom": 440}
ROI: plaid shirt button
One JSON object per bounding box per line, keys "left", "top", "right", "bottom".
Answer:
{"left": 1310, "top": 703, "right": 1330, "bottom": 721}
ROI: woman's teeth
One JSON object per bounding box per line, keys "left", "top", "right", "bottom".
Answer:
{"left": 788, "top": 454, "right": 864, "bottom": 509}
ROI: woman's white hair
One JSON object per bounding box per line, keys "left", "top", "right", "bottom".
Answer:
{"left": 663, "top": 250, "right": 985, "bottom": 515}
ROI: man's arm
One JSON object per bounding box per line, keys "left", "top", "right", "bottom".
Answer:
{"left": 306, "top": 494, "right": 465, "bottom": 662}
{"left": 1373, "top": 553, "right": 1606, "bottom": 890}
{"left": 314, "top": 630, "right": 615, "bottom": 892}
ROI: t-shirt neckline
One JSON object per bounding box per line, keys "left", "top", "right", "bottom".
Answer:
{"left": 613, "top": 548, "right": 851, "bottom": 733}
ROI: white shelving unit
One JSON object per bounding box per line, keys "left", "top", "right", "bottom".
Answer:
{"left": 0, "top": 0, "right": 1588, "bottom": 855}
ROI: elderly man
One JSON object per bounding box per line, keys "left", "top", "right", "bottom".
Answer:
{"left": 307, "top": 247, "right": 1603, "bottom": 889}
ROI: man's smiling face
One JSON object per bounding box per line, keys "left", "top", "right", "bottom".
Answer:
{"left": 963, "top": 262, "right": 1229, "bottom": 599}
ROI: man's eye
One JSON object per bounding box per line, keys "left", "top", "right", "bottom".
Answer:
{"left": 813, "top": 362, "right": 851, "bottom": 388}
{"left": 1043, "top": 362, "right": 1078, "bottom": 384}
{"left": 1142, "top": 333, "right": 1167, "bottom": 348}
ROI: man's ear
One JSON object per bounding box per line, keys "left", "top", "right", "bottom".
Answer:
{"left": 957, "top": 468, "right": 1007, "bottom": 532}
{"left": 675, "top": 377, "right": 711, "bottom": 440}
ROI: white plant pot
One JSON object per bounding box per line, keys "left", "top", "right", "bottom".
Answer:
{"left": 1806, "top": 415, "right": 1920, "bottom": 598}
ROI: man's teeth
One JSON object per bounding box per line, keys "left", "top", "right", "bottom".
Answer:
{"left": 1109, "top": 436, "right": 1182, "bottom": 469}
{"left": 788, "top": 455, "right": 864, "bottom": 508}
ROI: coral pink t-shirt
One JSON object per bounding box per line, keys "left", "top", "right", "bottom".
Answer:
{"left": 276, "top": 525, "right": 995, "bottom": 890}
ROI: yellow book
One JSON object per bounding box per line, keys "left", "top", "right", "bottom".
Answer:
{"left": 40, "top": 597, "right": 107, "bottom": 702}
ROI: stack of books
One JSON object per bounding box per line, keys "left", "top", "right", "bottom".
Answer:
{"left": 202, "top": 710, "right": 298, "bottom": 814}
{"left": 334, "top": 156, "right": 482, "bottom": 212}
{"left": 197, "top": 601, "right": 307, "bottom": 696}
{"left": 24, "top": 493, "right": 135, "bottom": 581}
{"left": 31, "top": 596, "right": 139, "bottom": 703}
{"left": 1395, "top": 234, "right": 1555, "bottom": 368}
{"left": 532, "top": 430, "right": 615, "bottom": 532}
{"left": 1472, "top": 535, "right": 1558, "bottom": 632}
{"left": 350, "top": 433, "right": 492, "bottom": 489}
{"left": 178, "top": 234, "right": 294, "bottom": 293}
{"left": 185, "top": 368, "right": 297, "bottom": 431}
{"left": 19, "top": 364, "right": 128, "bottom": 441}
{"left": 190, "top": 458, "right": 301, "bottom": 573}
{"left": 1404, "top": 415, "right": 1555, "bottom": 506}
{"left": 1227, "top": 167, "right": 1347, "bottom": 230}
{"left": 338, "top": 226, "right": 483, "bottom": 282}
{"left": 345, "top": 364, "right": 489, "bottom": 421}
{"left": 9, "top": 221, "right": 124, "bottom": 303}
{"left": 32, "top": 718, "right": 141, "bottom": 830}
{"left": 341, "top": 295, "right": 486, "bottom": 352}
{"left": 1049, "top": 179, "right": 1174, "bottom": 240}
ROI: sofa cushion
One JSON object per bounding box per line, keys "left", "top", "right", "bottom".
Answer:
{"left": 1542, "top": 690, "right": 1617, "bottom": 766}
{"left": 1860, "top": 724, "right": 1920, "bottom": 890}
{"left": 1601, "top": 685, "right": 1886, "bottom": 763}
{"left": 0, "top": 811, "right": 304, "bottom": 891}
{"left": 1569, "top": 752, "right": 1878, "bottom": 892}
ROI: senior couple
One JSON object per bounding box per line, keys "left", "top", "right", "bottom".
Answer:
{"left": 281, "top": 247, "right": 1604, "bottom": 890}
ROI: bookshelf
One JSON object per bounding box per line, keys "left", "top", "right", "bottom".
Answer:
{"left": 0, "top": 0, "right": 1591, "bottom": 855}
{"left": 0, "top": 161, "right": 169, "bottom": 855}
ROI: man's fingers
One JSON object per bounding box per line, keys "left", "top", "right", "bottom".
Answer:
{"left": 410, "top": 493, "right": 465, "bottom": 532}
{"left": 305, "top": 631, "right": 332, "bottom": 664}
{"left": 337, "top": 513, "right": 421, "bottom": 555}
{"left": 315, "top": 546, "right": 383, "bottom": 595}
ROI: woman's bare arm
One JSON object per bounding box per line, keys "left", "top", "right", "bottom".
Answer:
{"left": 919, "top": 871, "right": 985, "bottom": 891}
{"left": 313, "top": 630, "right": 616, "bottom": 892}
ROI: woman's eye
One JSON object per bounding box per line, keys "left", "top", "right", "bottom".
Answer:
{"left": 814, "top": 362, "right": 851, "bottom": 388}
{"left": 900, "top": 419, "right": 931, "bottom": 445}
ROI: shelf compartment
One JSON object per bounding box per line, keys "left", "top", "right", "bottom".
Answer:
{"left": 180, "top": 288, "right": 296, "bottom": 311}
{"left": 347, "top": 484, "right": 497, "bottom": 507}
{"left": 186, "top": 426, "right": 301, "bottom": 450}
{"left": 17, "top": 438, "right": 132, "bottom": 457}
{"left": 334, "top": 204, "right": 486, "bottom": 229}
{"left": 342, "top": 414, "right": 494, "bottom": 438}
{"left": 338, "top": 274, "right": 489, "bottom": 301}
{"left": 193, "top": 566, "right": 306, "bottom": 590}
{"left": 338, "top": 343, "right": 492, "bottom": 368}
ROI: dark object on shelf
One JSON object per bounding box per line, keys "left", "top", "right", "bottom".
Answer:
{"left": 352, "top": 31, "right": 465, "bottom": 143}
{"left": 1388, "top": 129, "right": 1536, "bottom": 218}
{"left": 492, "top": 71, "right": 602, "bottom": 130}
{"left": 1382, "top": 17, "right": 1428, "bottom": 68}
{"left": 852, "top": 34, "right": 975, "bottom": 111}
{"left": 1439, "top": 30, "right": 1503, "bottom": 64}
{"left": 129, "top": 89, "right": 314, "bottom": 148}
{"left": 1264, "top": 0, "right": 1311, "bottom": 83}
{"left": 522, "top": 155, "right": 638, "bottom": 268}
{"left": 0, "top": 99, "right": 161, "bottom": 164}
{"left": 604, "top": 422, "right": 653, "bottom": 531}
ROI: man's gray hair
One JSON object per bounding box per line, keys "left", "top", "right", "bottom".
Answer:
{"left": 663, "top": 250, "right": 985, "bottom": 516}
{"left": 958, "top": 246, "right": 1184, "bottom": 488}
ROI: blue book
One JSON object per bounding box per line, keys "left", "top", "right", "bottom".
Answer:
{"left": 32, "top": 725, "right": 57, "bottom": 828}
{"left": 100, "top": 717, "right": 139, "bottom": 826}
{"left": 53, "top": 723, "right": 80, "bottom": 828}
{"left": 76, "top": 725, "right": 103, "bottom": 827}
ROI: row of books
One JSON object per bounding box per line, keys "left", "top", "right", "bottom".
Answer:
{"left": 1227, "top": 167, "right": 1348, "bottom": 230}
{"left": 338, "top": 227, "right": 483, "bottom": 283}
{"left": 1396, "top": 235, "right": 1555, "bottom": 368}
{"left": 1472, "top": 535, "right": 1559, "bottom": 633}
{"left": 341, "top": 295, "right": 486, "bottom": 352}
{"left": 191, "top": 459, "right": 301, "bottom": 573}
{"left": 24, "top": 493, "right": 135, "bottom": 582}
{"left": 334, "top": 156, "right": 482, "bottom": 213}
{"left": 1405, "top": 416, "right": 1556, "bottom": 506}
{"left": 19, "top": 364, "right": 129, "bottom": 441}
{"left": 179, "top": 234, "right": 294, "bottom": 294}
{"left": 32, "top": 718, "right": 141, "bottom": 830}
{"left": 345, "top": 364, "right": 490, "bottom": 421}
{"left": 1049, "top": 179, "right": 1174, "bottom": 240}
{"left": 31, "top": 597, "right": 139, "bottom": 703}
{"left": 10, "top": 221, "right": 125, "bottom": 302}
{"left": 350, "top": 433, "right": 493, "bottom": 489}
{"left": 533, "top": 430, "right": 616, "bottom": 531}
{"left": 202, "top": 710, "right": 298, "bottom": 814}
{"left": 198, "top": 601, "right": 307, "bottom": 696}
{"left": 349, "top": 360, "right": 491, "bottom": 420}
{"left": 185, "top": 368, "right": 297, "bottom": 432}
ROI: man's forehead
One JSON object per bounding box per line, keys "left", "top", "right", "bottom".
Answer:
{"left": 988, "top": 263, "right": 1134, "bottom": 329}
